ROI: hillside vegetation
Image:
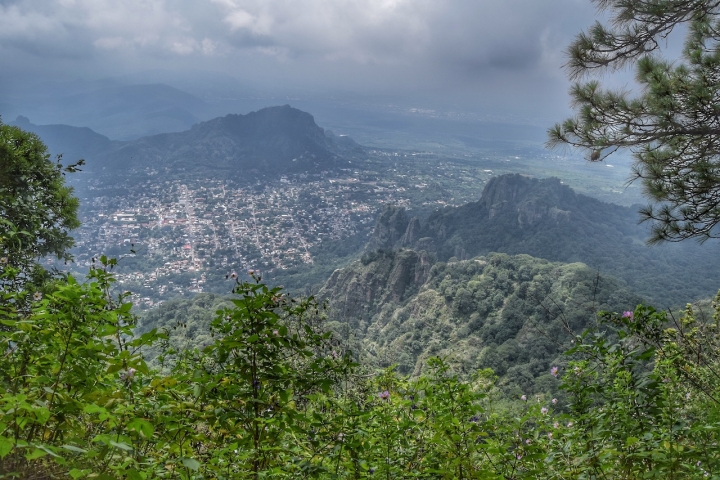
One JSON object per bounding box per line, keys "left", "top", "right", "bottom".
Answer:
{"left": 320, "top": 251, "right": 642, "bottom": 393}
{"left": 368, "top": 174, "right": 720, "bottom": 306}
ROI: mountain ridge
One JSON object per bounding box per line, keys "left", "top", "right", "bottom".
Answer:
{"left": 10, "top": 116, "right": 119, "bottom": 161}
{"left": 101, "top": 104, "right": 365, "bottom": 176}
{"left": 9, "top": 105, "right": 365, "bottom": 179}
{"left": 318, "top": 251, "right": 642, "bottom": 388}
{"left": 364, "top": 174, "right": 720, "bottom": 306}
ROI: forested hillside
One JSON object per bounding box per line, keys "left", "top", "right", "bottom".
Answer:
{"left": 319, "top": 251, "right": 642, "bottom": 392}
{"left": 369, "top": 174, "right": 720, "bottom": 306}
{"left": 139, "top": 251, "right": 642, "bottom": 396}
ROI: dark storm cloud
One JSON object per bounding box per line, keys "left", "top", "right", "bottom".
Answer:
{"left": 0, "top": 0, "right": 600, "bottom": 115}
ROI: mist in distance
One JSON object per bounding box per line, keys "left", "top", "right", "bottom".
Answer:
{"left": 0, "top": 1, "right": 613, "bottom": 142}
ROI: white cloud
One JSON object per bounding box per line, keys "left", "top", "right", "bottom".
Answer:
{"left": 224, "top": 9, "right": 254, "bottom": 31}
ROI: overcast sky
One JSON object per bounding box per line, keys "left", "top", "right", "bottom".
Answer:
{"left": 0, "top": 0, "right": 608, "bottom": 119}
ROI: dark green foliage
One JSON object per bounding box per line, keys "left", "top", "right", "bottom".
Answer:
{"left": 0, "top": 119, "right": 81, "bottom": 289}
{"left": 0, "top": 257, "right": 158, "bottom": 479}
{"left": 135, "top": 293, "right": 233, "bottom": 365}
{"left": 3, "top": 249, "right": 720, "bottom": 478}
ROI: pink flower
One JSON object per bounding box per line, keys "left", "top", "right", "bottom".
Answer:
{"left": 541, "top": 407, "right": 548, "bottom": 415}
{"left": 520, "top": 395, "right": 527, "bottom": 401}
{"left": 622, "top": 311, "right": 634, "bottom": 321}
{"left": 120, "top": 368, "right": 136, "bottom": 381}
{"left": 547, "top": 433, "right": 553, "bottom": 439}
{"left": 379, "top": 390, "right": 390, "bottom": 401}
{"left": 552, "top": 398, "right": 558, "bottom": 405}
{"left": 551, "top": 366, "right": 559, "bottom": 377}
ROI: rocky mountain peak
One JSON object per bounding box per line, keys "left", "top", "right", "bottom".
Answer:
{"left": 365, "top": 204, "right": 410, "bottom": 251}
{"left": 479, "top": 174, "right": 573, "bottom": 227}
{"left": 200, "top": 105, "right": 325, "bottom": 143}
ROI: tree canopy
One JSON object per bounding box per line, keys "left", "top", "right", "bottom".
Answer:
{"left": 0, "top": 119, "right": 81, "bottom": 287}
{"left": 548, "top": 0, "right": 720, "bottom": 243}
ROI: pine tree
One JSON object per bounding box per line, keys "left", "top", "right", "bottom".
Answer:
{"left": 548, "top": 0, "right": 720, "bottom": 243}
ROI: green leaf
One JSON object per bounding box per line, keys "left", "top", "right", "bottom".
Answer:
{"left": 193, "top": 384, "right": 203, "bottom": 399}
{"left": 96, "top": 474, "right": 119, "bottom": 480}
{"left": 62, "top": 444, "right": 88, "bottom": 454}
{"left": 125, "top": 469, "right": 143, "bottom": 480}
{"left": 127, "top": 418, "right": 154, "bottom": 439}
{"left": 108, "top": 441, "right": 133, "bottom": 452}
{"left": 25, "top": 448, "right": 48, "bottom": 460}
{"left": 181, "top": 457, "right": 200, "bottom": 471}
{"left": 69, "top": 468, "right": 86, "bottom": 479}
{"left": 0, "top": 436, "right": 13, "bottom": 459}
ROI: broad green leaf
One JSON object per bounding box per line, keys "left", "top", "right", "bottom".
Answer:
{"left": 181, "top": 457, "right": 200, "bottom": 471}
{"left": 69, "top": 468, "right": 85, "bottom": 479}
{"left": 25, "top": 447, "right": 47, "bottom": 460}
{"left": 0, "top": 436, "right": 13, "bottom": 459}
{"left": 109, "top": 441, "right": 133, "bottom": 452}
{"left": 125, "top": 468, "right": 143, "bottom": 480}
{"left": 127, "top": 418, "right": 154, "bottom": 438}
{"left": 62, "top": 444, "right": 88, "bottom": 454}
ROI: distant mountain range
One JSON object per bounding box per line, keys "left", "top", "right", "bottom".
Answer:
{"left": 359, "top": 174, "right": 720, "bottom": 307}
{"left": 103, "top": 105, "right": 364, "bottom": 175}
{"left": 11, "top": 105, "right": 365, "bottom": 178}
{"left": 11, "top": 116, "right": 120, "bottom": 164}
{"left": 11, "top": 83, "right": 209, "bottom": 141}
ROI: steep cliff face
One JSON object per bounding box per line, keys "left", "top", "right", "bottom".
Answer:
{"left": 400, "top": 217, "right": 421, "bottom": 248}
{"left": 319, "top": 249, "right": 433, "bottom": 332}
{"left": 365, "top": 205, "right": 410, "bottom": 252}
{"left": 362, "top": 174, "right": 720, "bottom": 306}
{"left": 479, "top": 174, "right": 573, "bottom": 227}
